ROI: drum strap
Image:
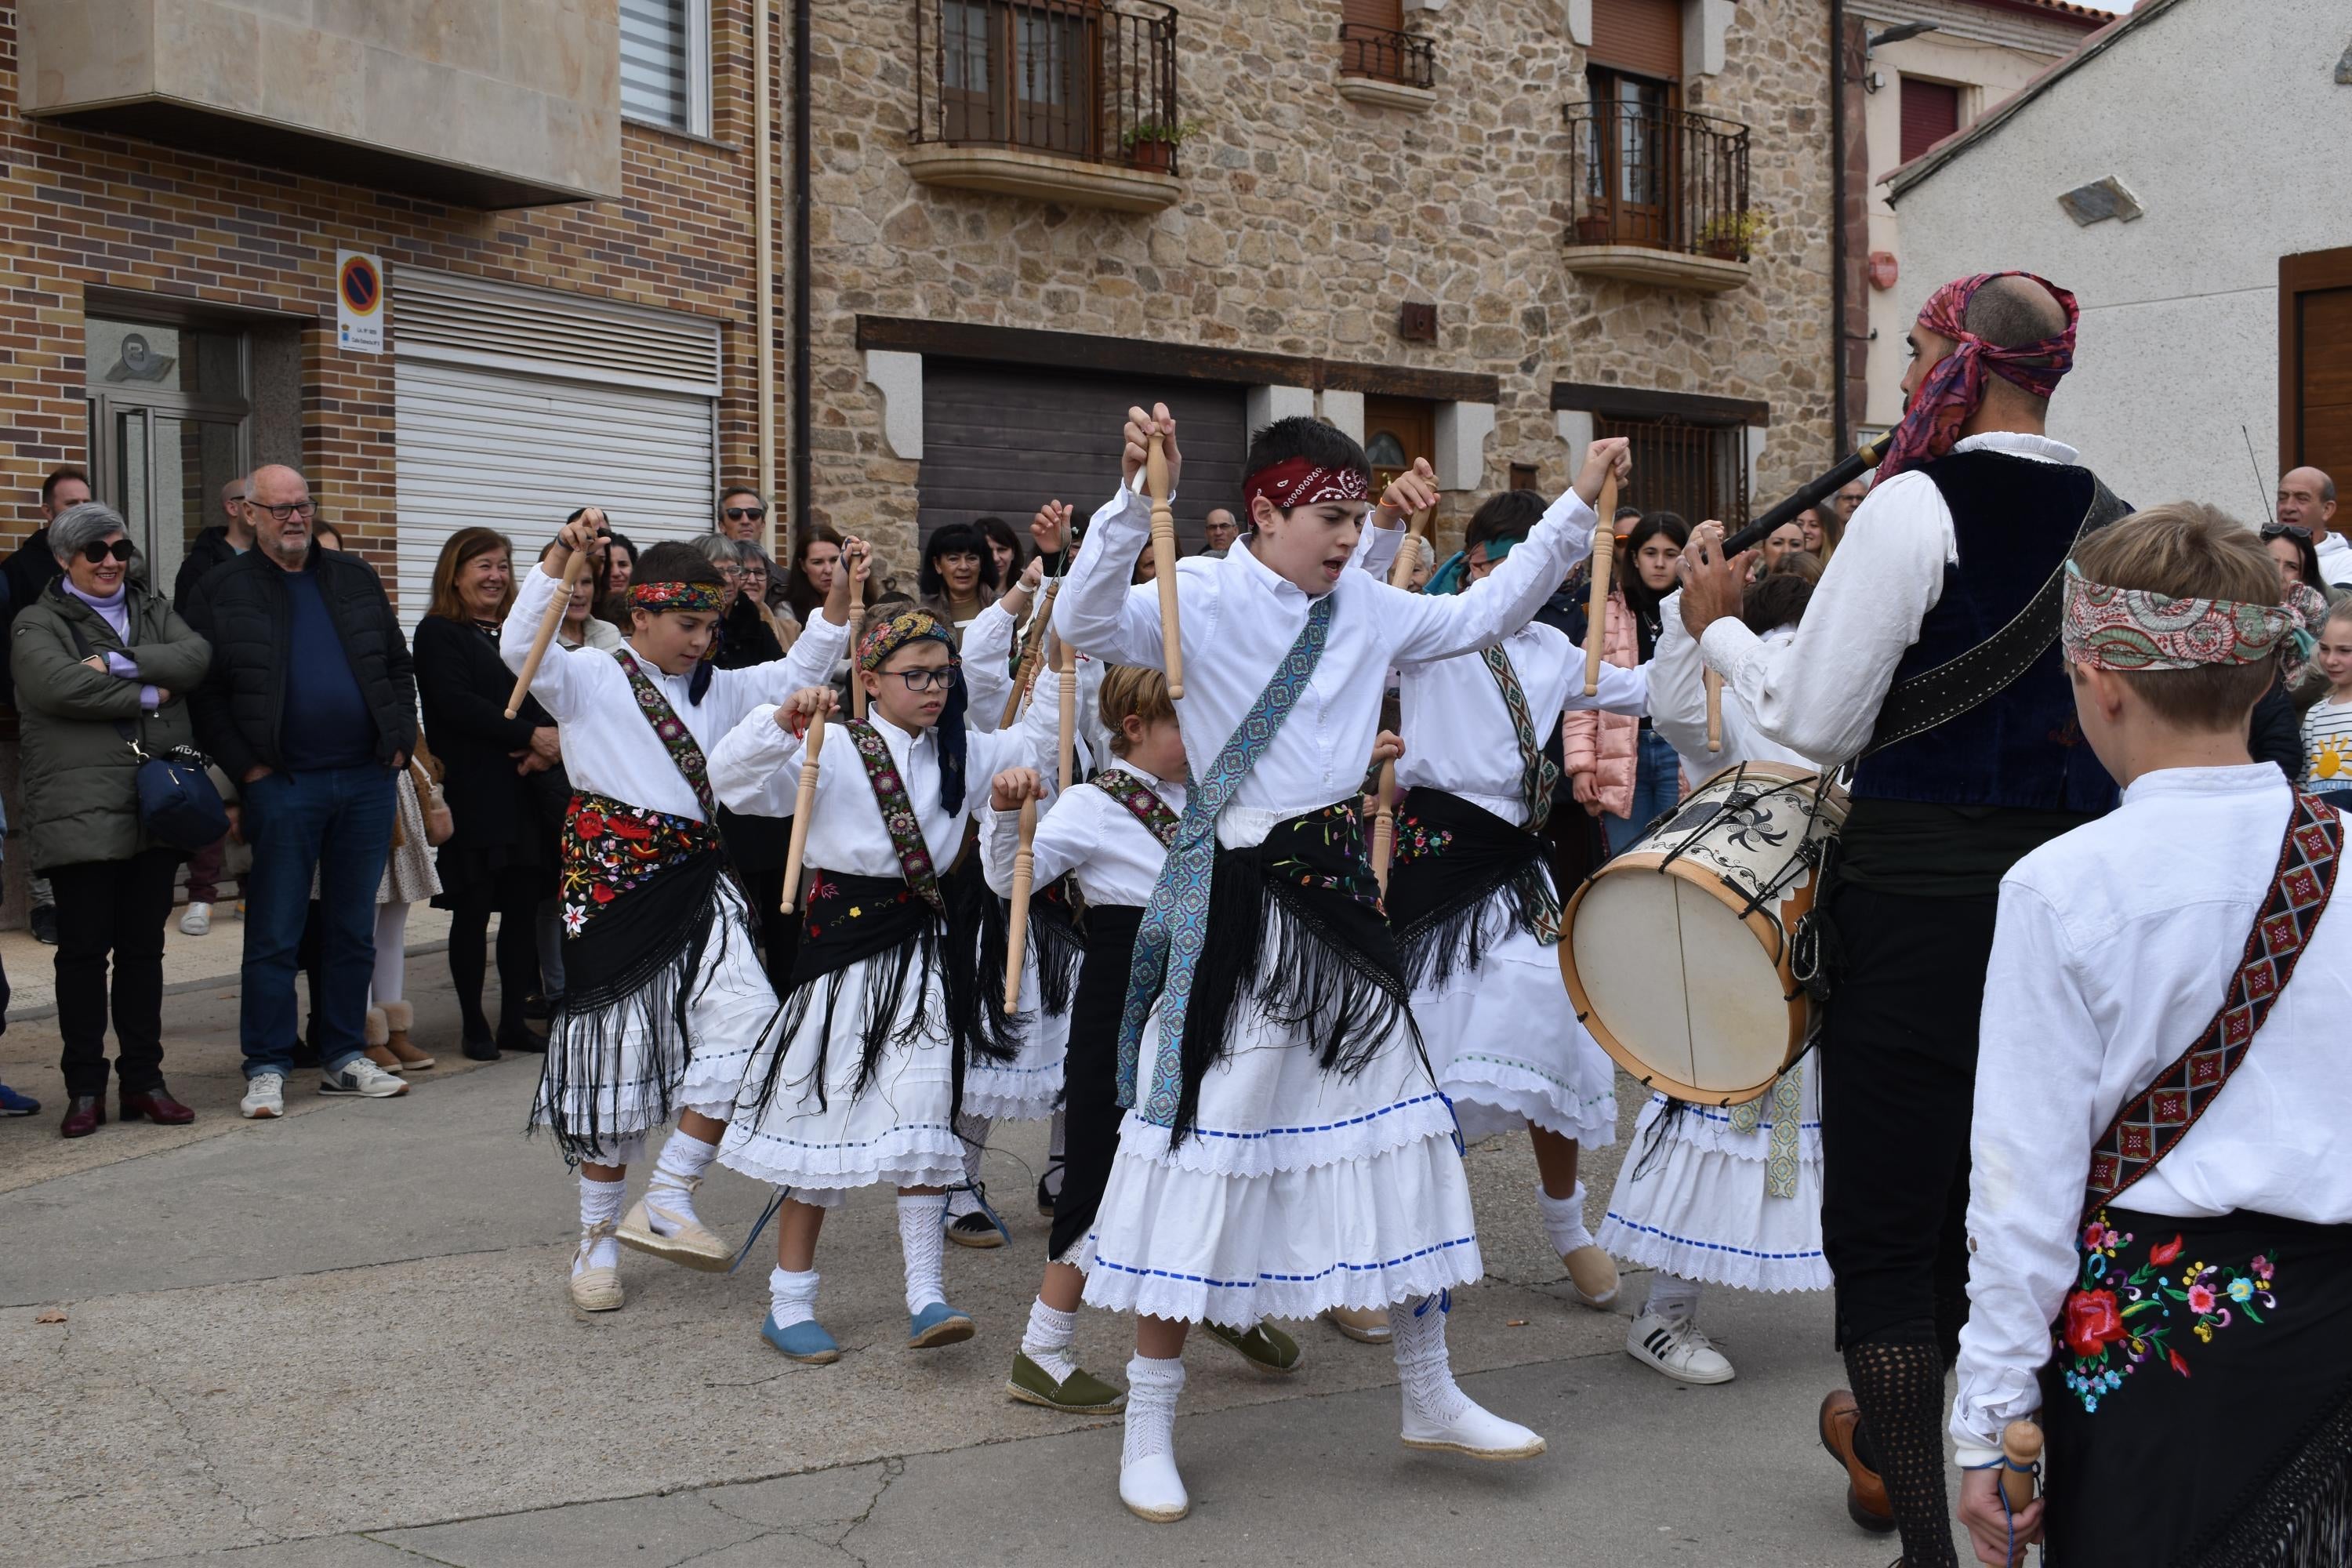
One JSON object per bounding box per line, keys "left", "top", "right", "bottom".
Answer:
{"left": 2081, "top": 793, "right": 2340, "bottom": 1221}
{"left": 1858, "top": 478, "right": 2130, "bottom": 759}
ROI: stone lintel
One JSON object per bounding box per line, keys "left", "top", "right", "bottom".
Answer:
{"left": 1334, "top": 78, "right": 1438, "bottom": 114}
{"left": 898, "top": 145, "right": 1182, "bottom": 215}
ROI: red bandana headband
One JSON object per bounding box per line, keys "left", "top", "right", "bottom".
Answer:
{"left": 1243, "top": 457, "right": 1370, "bottom": 518}
{"left": 630, "top": 579, "right": 725, "bottom": 615}
{"left": 1879, "top": 270, "right": 2079, "bottom": 481}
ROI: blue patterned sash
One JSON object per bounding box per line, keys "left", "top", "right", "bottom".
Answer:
{"left": 1116, "top": 593, "right": 1335, "bottom": 1125}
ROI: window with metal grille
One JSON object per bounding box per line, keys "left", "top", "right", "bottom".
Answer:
{"left": 620, "top": 0, "right": 712, "bottom": 136}
{"left": 1899, "top": 76, "right": 1961, "bottom": 165}
{"left": 1596, "top": 414, "right": 1749, "bottom": 526}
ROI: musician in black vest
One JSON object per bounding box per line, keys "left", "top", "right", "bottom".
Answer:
{"left": 1677, "top": 272, "right": 2123, "bottom": 1568}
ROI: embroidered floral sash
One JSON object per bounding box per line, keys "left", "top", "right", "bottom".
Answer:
{"left": 1091, "top": 768, "right": 1179, "bottom": 849}
{"left": 2084, "top": 792, "right": 2341, "bottom": 1218}
{"left": 614, "top": 650, "right": 717, "bottom": 820}
{"left": 559, "top": 791, "right": 720, "bottom": 938}
{"left": 1479, "top": 643, "right": 1561, "bottom": 835}
{"left": 842, "top": 719, "right": 946, "bottom": 916}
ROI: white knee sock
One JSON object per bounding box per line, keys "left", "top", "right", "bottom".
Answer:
{"left": 898, "top": 1192, "right": 950, "bottom": 1312}
{"left": 1644, "top": 1272, "right": 1704, "bottom": 1323}
{"left": 769, "top": 1266, "right": 819, "bottom": 1330}
{"left": 646, "top": 1129, "right": 719, "bottom": 1233}
{"left": 1121, "top": 1354, "right": 1185, "bottom": 1470}
{"left": 1536, "top": 1181, "right": 1595, "bottom": 1256}
{"left": 946, "top": 1114, "right": 990, "bottom": 1218}
{"left": 575, "top": 1174, "right": 624, "bottom": 1275}
{"left": 1391, "top": 1294, "right": 1470, "bottom": 1426}
{"left": 1022, "top": 1297, "right": 1079, "bottom": 1383}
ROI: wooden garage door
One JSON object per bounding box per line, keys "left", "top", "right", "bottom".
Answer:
{"left": 917, "top": 362, "right": 1248, "bottom": 555}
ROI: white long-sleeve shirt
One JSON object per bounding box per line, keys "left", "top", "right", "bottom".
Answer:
{"left": 982, "top": 757, "right": 1185, "bottom": 908}
{"left": 1395, "top": 620, "right": 1646, "bottom": 827}
{"left": 1951, "top": 764, "right": 2352, "bottom": 1456}
{"left": 959, "top": 598, "right": 1020, "bottom": 734}
{"left": 1056, "top": 478, "right": 1597, "bottom": 843}
{"left": 1697, "top": 432, "right": 2081, "bottom": 764}
{"left": 1013, "top": 656, "right": 1112, "bottom": 791}
{"left": 1650, "top": 589, "right": 1819, "bottom": 783}
{"left": 503, "top": 564, "right": 849, "bottom": 822}
{"left": 708, "top": 704, "right": 1027, "bottom": 878}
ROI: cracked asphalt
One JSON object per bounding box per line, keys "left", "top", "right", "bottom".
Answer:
{"left": 2, "top": 960, "right": 1936, "bottom": 1567}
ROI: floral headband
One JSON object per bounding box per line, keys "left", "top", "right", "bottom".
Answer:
{"left": 858, "top": 608, "right": 959, "bottom": 672}
{"left": 630, "top": 579, "right": 726, "bottom": 615}
{"left": 2060, "top": 561, "right": 2295, "bottom": 672}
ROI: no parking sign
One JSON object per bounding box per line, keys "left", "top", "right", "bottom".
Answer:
{"left": 337, "top": 250, "right": 384, "bottom": 354}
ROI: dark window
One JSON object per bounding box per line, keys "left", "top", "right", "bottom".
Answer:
{"left": 1583, "top": 67, "right": 1679, "bottom": 245}
{"left": 1510, "top": 463, "right": 1540, "bottom": 491}
{"left": 1899, "top": 76, "right": 1961, "bottom": 164}
{"left": 1595, "top": 413, "right": 1749, "bottom": 527}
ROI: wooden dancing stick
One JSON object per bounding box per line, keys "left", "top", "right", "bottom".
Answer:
{"left": 1582, "top": 474, "right": 1618, "bottom": 697}
{"left": 1055, "top": 630, "right": 1078, "bottom": 795}
{"left": 1998, "top": 1420, "right": 2043, "bottom": 1515}
{"left": 1370, "top": 759, "right": 1397, "bottom": 897}
{"left": 1386, "top": 503, "right": 1436, "bottom": 590}
{"left": 1704, "top": 669, "right": 1725, "bottom": 754}
{"left": 1000, "top": 576, "right": 1061, "bottom": 730}
{"left": 506, "top": 539, "right": 593, "bottom": 720}
{"left": 846, "top": 549, "right": 872, "bottom": 720}
{"left": 1147, "top": 431, "right": 1184, "bottom": 699}
{"left": 1002, "top": 795, "right": 1039, "bottom": 1014}
{"left": 779, "top": 706, "right": 828, "bottom": 915}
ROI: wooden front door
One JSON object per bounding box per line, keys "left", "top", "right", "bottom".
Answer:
{"left": 2284, "top": 247, "right": 2352, "bottom": 491}
{"left": 1363, "top": 397, "right": 1436, "bottom": 499}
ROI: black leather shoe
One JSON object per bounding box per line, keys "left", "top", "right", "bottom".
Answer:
{"left": 461, "top": 1031, "right": 501, "bottom": 1062}
{"left": 60, "top": 1095, "right": 103, "bottom": 1138}
{"left": 497, "top": 1023, "right": 547, "bottom": 1055}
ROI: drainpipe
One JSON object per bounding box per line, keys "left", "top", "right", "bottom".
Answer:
{"left": 756, "top": 0, "right": 776, "bottom": 556}
{"left": 1829, "top": 0, "right": 1848, "bottom": 452}
{"left": 790, "top": 0, "right": 814, "bottom": 554}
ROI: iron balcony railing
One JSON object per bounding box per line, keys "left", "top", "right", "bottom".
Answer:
{"left": 1339, "top": 23, "right": 1436, "bottom": 90}
{"left": 913, "top": 0, "right": 1181, "bottom": 174}
{"left": 1565, "top": 100, "right": 1753, "bottom": 261}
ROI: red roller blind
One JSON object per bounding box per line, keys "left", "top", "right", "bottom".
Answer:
{"left": 1900, "top": 77, "right": 1962, "bottom": 163}
{"left": 1592, "top": 0, "right": 1682, "bottom": 82}
{"left": 1344, "top": 0, "right": 1404, "bottom": 30}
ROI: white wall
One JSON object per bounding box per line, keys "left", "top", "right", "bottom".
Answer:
{"left": 1888, "top": 0, "right": 2352, "bottom": 511}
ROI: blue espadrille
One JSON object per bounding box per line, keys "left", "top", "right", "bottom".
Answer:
{"left": 908, "top": 1301, "right": 975, "bottom": 1349}
{"left": 761, "top": 1312, "right": 840, "bottom": 1364}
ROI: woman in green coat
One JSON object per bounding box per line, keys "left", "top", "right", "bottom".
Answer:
{"left": 14, "top": 501, "right": 213, "bottom": 1138}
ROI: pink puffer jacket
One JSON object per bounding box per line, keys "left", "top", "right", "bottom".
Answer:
{"left": 1563, "top": 585, "right": 1641, "bottom": 820}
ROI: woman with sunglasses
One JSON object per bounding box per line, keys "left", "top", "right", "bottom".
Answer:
{"left": 2262, "top": 520, "right": 2328, "bottom": 597}
{"left": 13, "top": 503, "right": 214, "bottom": 1137}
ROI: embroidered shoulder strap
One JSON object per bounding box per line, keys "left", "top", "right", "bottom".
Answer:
{"left": 1091, "top": 768, "right": 1180, "bottom": 850}
{"left": 842, "top": 719, "right": 946, "bottom": 916}
{"left": 614, "top": 650, "right": 717, "bottom": 819}
{"left": 1479, "top": 642, "right": 1561, "bottom": 834}
{"left": 2083, "top": 793, "right": 2341, "bottom": 1218}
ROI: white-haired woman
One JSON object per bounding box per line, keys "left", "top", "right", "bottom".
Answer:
{"left": 13, "top": 501, "right": 212, "bottom": 1138}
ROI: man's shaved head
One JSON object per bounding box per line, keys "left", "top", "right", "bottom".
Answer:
{"left": 1962, "top": 274, "right": 2068, "bottom": 352}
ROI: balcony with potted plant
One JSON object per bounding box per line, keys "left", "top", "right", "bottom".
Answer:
{"left": 1561, "top": 100, "right": 1755, "bottom": 293}
{"left": 900, "top": 0, "right": 1188, "bottom": 213}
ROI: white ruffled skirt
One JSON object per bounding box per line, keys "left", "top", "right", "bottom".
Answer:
{"left": 714, "top": 949, "right": 966, "bottom": 1195}
{"left": 1595, "top": 1059, "right": 1829, "bottom": 1294}
{"left": 963, "top": 947, "right": 1069, "bottom": 1122}
{"left": 1077, "top": 990, "right": 1483, "bottom": 1328}
{"left": 1412, "top": 923, "right": 1617, "bottom": 1146}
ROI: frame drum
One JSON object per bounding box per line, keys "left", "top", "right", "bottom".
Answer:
{"left": 1560, "top": 761, "right": 1846, "bottom": 1105}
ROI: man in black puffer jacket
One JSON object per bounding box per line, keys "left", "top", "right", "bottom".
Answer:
{"left": 183, "top": 464, "right": 418, "bottom": 1118}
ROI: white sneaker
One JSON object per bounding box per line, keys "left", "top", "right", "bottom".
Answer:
{"left": 1119, "top": 1450, "right": 1190, "bottom": 1523}
{"left": 179, "top": 902, "right": 212, "bottom": 936}
{"left": 1627, "top": 1311, "right": 1737, "bottom": 1385}
{"left": 318, "top": 1058, "right": 410, "bottom": 1098}
{"left": 240, "top": 1072, "right": 285, "bottom": 1119}
{"left": 1400, "top": 1396, "right": 1547, "bottom": 1460}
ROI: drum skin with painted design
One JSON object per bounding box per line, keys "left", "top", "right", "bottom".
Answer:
{"left": 1560, "top": 760, "right": 1848, "bottom": 1107}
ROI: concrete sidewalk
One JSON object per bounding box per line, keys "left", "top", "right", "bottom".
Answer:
{"left": 2, "top": 960, "right": 1946, "bottom": 1568}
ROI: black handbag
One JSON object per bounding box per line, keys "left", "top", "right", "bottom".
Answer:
{"left": 66, "top": 619, "right": 230, "bottom": 853}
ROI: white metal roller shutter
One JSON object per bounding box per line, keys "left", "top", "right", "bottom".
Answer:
{"left": 392, "top": 270, "right": 721, "bottom": 631}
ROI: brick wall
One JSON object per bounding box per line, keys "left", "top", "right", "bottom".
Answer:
{"left": 0, "top": 1, "right": 774, "bottom": 591}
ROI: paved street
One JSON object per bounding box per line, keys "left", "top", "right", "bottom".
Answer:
{"left": 3, "top": 939, "right": 1936, "bottom": 1568}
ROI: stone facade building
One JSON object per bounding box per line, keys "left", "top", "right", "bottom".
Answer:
{"left": 803, "top": 0, "right": 1846, "bottom": 570}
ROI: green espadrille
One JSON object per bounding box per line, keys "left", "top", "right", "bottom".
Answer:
{"left": 1006, "top": 1352, "right": 1128, "bottom": 1413}
{"left": 1203, "top": 1319, "right": 1302, "bottom": 1374}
